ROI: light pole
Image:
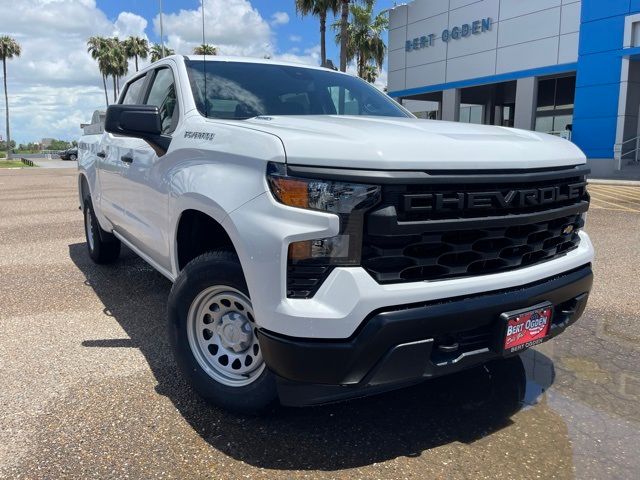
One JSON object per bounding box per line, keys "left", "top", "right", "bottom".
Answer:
{"left": 159, "top": 0, "right": 165, "bottom": 57}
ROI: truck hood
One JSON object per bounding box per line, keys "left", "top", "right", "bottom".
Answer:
{"left": 242, "top": 116, "right": 585, "bottom": 170}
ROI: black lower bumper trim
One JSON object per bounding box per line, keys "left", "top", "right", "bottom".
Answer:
{"left": 258, "top": 265, "right": 592, "bottom": 406}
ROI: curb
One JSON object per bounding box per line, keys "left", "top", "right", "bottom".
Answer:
{"left": 588, "top": 178, "right": 640, "bottom": 187}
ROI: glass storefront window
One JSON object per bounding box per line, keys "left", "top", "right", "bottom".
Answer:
{"left": 535, "top": 74, "right": 576, "bottom": 133}
{"left": 535, "top": 116, "right": 554, "bottom": 132}
{"left": 413, "top": 110, "right": 439, "bottom": 120}
{"left": 537, "top": 79, "right": 556, "bottom": 111}
{"left": 553, "top": 114, "right": 573, "bottom": 131}
{"left": 555, "top": 76, "right": 576, "bottom": 110}
{"left": 460, "top": 104, "right": 483, "bottom": 124}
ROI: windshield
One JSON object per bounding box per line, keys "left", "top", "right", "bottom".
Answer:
{"left": 185, "top": 59, "right": 410, "bottom": 120}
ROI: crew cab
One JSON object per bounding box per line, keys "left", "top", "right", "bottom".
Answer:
{"left": 77, "top": 56, "right": 594, "bottom": 412}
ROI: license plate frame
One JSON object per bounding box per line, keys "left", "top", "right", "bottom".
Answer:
{"left": 501, "top": 302, "right": 553, "bottom": 355}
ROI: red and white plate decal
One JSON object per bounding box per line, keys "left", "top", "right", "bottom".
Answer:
{"left": 504, "top": 307, "right": 552, "bottom": 351}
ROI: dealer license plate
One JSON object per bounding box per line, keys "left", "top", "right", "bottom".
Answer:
{"left": 502, "top": 304, "right": 552, "bottom": 354}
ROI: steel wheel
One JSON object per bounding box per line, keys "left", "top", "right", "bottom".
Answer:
{"left": 186, "top": 285, "right": 265, "bottom": 387}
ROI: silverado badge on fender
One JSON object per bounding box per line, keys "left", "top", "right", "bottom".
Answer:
{"left": 184, "top": 131, "right": 215, "bottom": 141}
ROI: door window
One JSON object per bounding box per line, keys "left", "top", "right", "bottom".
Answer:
{"left": 121, "top": 74, "right": 147, "bottom": 104}
{"left": 145, "top": 68, "right": 179, "bottom": 134}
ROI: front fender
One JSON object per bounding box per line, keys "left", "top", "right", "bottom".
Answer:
{"left": 169, "top": 192, "right": 231, "bottom": 276}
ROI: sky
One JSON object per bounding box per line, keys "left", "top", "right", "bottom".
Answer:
{"left": 0, "top": 0, "right": 397, "bottom": 144}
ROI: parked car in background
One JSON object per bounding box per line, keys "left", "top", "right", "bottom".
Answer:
{"left": 59, "top": 147, "right": 78, "bottom": 161}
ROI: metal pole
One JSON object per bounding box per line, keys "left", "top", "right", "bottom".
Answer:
{"left": 159, "top": 0, "right": 165, "bottom": 57}
{"left": 202, "top": 0, "right": 208, "bottom": 117}
{"left": 636, "top": 136, "right": 639, "bottom": 163}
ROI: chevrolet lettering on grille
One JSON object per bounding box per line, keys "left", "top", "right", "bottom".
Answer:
{"left": 402, "top": 182, "right": 587, "bottom": 213}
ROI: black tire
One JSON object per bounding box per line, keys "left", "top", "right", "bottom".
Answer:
{"left": 69, "top": 154, "right": 77, "bottom": 161}
{"left": 83, "top": 198, "right": 121, "bottom": 264}
{"left": 168, "top": 250, "right": 277, "bottom": 414}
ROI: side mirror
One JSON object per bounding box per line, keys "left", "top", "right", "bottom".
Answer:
{"left": 104, "top": 104, "right": 170, "bottom": 153}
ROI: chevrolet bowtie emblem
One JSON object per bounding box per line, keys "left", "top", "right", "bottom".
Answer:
{"left": 563, "top": 225, "right": 574, "bottom": 235}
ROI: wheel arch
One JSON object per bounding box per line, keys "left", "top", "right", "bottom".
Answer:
{"left": 173, "top": 206, "right": 238, "bottom": 273}
{"left": 78, "top": 173, "right": 91, "bottom": 210}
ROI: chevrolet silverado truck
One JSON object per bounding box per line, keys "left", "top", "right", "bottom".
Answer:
{"left": 77, "top": 56, "right": 594, "bottom": 413}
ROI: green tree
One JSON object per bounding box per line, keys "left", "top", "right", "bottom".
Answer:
{"left": 0, "top": 36, "right": 21, "bottom": 158}
{"left": 50, "top": 139, "right": 72, "bottom": 150}
{"left": 295, "top": 0, "right": 339, "bottom": 67}
{"left": 107, "top": 38, "right": 128, "bottom": 100}
{"left": 337, "top": 0, "right": 375, "bottom": 72}
{"left": 150, "top": 43, "right": 174, "bottom": 63}
{"left": 0, "top": 140, "right": 16, "bottom": 151}
{"left": 87, "top": 36, "right": 111, "bottom": 107}
{"left": 361, "top": 63, "right": 378, "bottom": 83}
{"left": 124, "top": 36, "right": 149, "bottom": 72}
{"left": 335, "top": 2, "right": 386, "bottom": 81}
{"left": 193, "top": 44, "right": 218, "bottom": 55}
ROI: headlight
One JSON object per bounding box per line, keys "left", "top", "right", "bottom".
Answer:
{"left": 267, "top": 162, "right": 380, "bottom": 265}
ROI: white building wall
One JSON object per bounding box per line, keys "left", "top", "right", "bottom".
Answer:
{"left": 388, "top": 0, "right": 582, "bottom": 93}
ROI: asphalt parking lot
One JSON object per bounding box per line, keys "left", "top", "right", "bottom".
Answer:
{"left": 0, "top": 168, "right": 639, "bottom": 479}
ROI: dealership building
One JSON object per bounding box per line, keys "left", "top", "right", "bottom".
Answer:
{"left": 388, "top": 0, "right": 640, "bottom": 177}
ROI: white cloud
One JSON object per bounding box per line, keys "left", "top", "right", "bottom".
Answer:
{"left": 10, "top": 86, "right": 106, "bottom": 143}
{"left": 271, "top": 11, "right": 290, "bottom": 26}
{"left": 273, "top": 45, "right": 321, "bottom": 67}
{"left": 289, "top": 34, "right": 302, "bottom": 43}
{"left": 154, "top": 0, "right": 272, "bottom": 57}
{"left": 0, "top": 0, "right": 119, "bottom": 143}
{"left": 114, "top": 12, "right": 148, "bottom": 39}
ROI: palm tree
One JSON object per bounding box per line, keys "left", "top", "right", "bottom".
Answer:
{"left": 124, "top": 36, "right": 149, "bottom": 72}
{"left": 335, "top": 2, "right": 386, "bottom": 81}
{"left": 0, "top": 36, "right": 21, "bottom": 158}
{"left": 106, "top": 38, "right": 128, "bottom": 101}
{"left": 337, "top": 0, "right": 374, "bottom": 72}
{"left": 87, "top": 36, "right": 110, "bottom": 107}
{"left": 361, "top": 63, "right": 378, "bottom": 83}
{"left": 295, "top": 0, "right": 339, "bottom": 67}
{"left": 150, "top": 43, "right": 174, "bottom": 63}
{"left": 193, "top": 44, "right": 218, "bottom": 55}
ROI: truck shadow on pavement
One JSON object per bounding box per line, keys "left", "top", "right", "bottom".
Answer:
{"left": 69, "top": 242, "right": 555, "bottom": 471}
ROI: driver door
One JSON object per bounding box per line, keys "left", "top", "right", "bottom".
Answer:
{"left": 117, "top": 66, "right": 179, "bottom": 269}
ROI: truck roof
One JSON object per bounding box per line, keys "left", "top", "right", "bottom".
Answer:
{"left": 178, "top": 54, "right": 345, "bottom": 74}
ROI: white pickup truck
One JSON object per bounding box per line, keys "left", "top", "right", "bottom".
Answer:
{"left": 78, "top": 55, "right": 594, "bottom": 413}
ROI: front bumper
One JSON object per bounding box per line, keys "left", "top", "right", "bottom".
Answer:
{"left": 258, "top": 264, "right": 593, "bottom": 406}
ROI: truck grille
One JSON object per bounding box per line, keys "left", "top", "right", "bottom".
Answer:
{"left": 362, "top": 166, "right": 589, "bottom": 284}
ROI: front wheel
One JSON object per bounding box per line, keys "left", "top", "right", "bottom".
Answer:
{"left": 167, "top": 251, "right": 277, "bottom": 414}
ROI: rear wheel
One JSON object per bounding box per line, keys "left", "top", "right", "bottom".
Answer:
{"left": 69, "top": 154, "right": 77, "bottom": 161}
{"left": 168, "top": 251, "right": 277, "bottom": 414}
{"left": 83, "top": 198, "right": 121, "bottom": 264}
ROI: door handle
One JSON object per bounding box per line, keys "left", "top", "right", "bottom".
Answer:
{"left": 120, "top": 155, "right": 133, "bottom": 163}
{"left": 96, "top": 151, "right": 106, "bottom": 158}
